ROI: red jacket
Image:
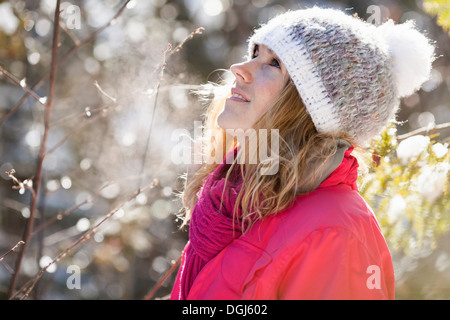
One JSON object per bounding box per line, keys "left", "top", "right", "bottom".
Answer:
{"left": 180, "top": 150, "right": 395, "bottom": 300}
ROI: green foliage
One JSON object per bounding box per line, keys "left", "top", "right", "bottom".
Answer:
{"left": 359, "top": 125, "right": 450, "bottom": 254}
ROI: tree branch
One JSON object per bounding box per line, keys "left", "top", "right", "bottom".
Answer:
{"left": 7, "top": 0, "right": 62, "bottom": 299}
{"left": 0, "top": 66, "right": 47, "bottom": 106}
{"left": 94, "top": 80, "right": 117, "bottom": 103}
{"left": 397, "top": 122, "right": 450, "bottom": 141}
{"left": 143, "top": 257, "right": 181, "bottom": 300}
{"left": 0, "top": 241, "right": 25, "bottom": 263}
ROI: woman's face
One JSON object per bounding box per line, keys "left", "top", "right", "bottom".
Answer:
{"left": 217, "top": 44, "right": 289, "bottom": 131}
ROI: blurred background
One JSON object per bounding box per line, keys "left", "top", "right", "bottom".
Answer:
{"left": 0, "top": 0, "right": 448, "bottom": 299}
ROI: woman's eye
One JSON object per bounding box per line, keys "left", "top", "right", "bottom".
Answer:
{"left": 251, "top": 45, "right": 280, "bottom": 69}
{"left": 252, "top": 45, "right": 259, "bottom": 59}
{"left": 270, "top": 58, "right": 280, "bottom": 68}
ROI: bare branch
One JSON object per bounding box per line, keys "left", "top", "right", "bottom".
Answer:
{"left": 138, "top": 44, "right": 171, "bottom": 189}
{"left": 397, "top": 122, "right": 450, "bottom": 141}
{"left": 94, "top": 80, "right": 117, "bottom": 103}
{"left": 4, "top": 169, "right": 35, "bottom": 196}
{"left": 0, "top": 66, "right": 47, "bottom": 106}
{"left": 143, "top": 257, "right": 181, "bottom": 300}
{"left": 168, "top": 27, "right": 205, "bottom": 57}
{"left": 0, "top": 241, "right": 25, "bottom": 263}
{"left": 145, "top": 27, "right": 205, "bottom": 81}
{"left": 58, "top": 20, "right": 81, "bottom": 47}
{"left": 7, "top": 0, "right": 62, "bottom": 299}
{"left": 11, "top": 179, "right": 158, "bottom": 300}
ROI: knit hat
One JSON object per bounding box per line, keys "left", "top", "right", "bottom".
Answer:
{"left": 248, "top": 7, "right": 436, "bottom": 146}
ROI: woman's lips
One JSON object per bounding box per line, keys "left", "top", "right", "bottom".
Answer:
{"left": 228, "top": 89, "right": 250, "bottom": 102}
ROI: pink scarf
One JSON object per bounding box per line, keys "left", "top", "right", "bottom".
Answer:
{"left": 170, "top": 148, "right": 245, "bottom": 300}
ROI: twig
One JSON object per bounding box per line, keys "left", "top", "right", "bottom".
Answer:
{"left": 397, "top": 122, "right": 450, "bottom": 141}
{"left": 144, "top": 27, "right": 205, "bottom": 82}
{"left": 0, "top": 241, "right": 25, "bottom": 263}
{"left": 138, "top": 44, "right": 171, "bottom": 188}
{"left": 11, "top": 179, "right": 158, "bottom": 300}
{"left": 0, "top": 0, "right": 132, "bottom": 126}
{"left": 4, "top": 169, "right": 35, "bottom": 196}
{"left": 143, "top": 256, "right": 181, "bottom": 300}
{"left": 58, "top": 20, "right": 81, "bottom": 47}
{"left": 168, "top": 27, "right": 205, "bottom": 57}
{"left": 94, "top": 80, "right": 117, "bottom": 102}
{"left": 0, "top": 66, "right": 47, "bottom": 106}
{"left": 7, "top": 0, "right": 62, "bottom": 299}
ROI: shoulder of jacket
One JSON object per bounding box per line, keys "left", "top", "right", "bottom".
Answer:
{"left": 284, "top": 185, "right": 373, "bottom": 228}
{"left": 242, "top": 185, "right": 378, "bottom": 255}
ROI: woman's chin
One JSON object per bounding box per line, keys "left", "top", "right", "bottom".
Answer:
{"left": 217, "top": 110, "right": 252, "bottom": 132}
{"left": 216, "top": 111, "right": 233, "bottom": 131}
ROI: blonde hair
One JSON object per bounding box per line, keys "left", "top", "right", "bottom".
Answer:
{"left": 179, "top": 79, "right": 355, "bottom": 232}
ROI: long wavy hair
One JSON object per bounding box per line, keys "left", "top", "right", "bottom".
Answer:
{"left": 179, "top": 78, "right": 355, "bottom": 232}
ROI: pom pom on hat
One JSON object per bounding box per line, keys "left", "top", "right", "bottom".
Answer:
{"left": 377, "top": 19, "right": 436, "bottom": 98}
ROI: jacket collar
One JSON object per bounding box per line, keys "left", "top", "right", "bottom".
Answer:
{"left": 296, "top": 139, "right": 356, "bottom": 193}
{"left": 318, "top": 144, "right": 359, "bottom": 191}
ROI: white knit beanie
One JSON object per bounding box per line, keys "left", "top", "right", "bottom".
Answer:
{"left": 248, "top": 7, "right": 436, "bottom": 146}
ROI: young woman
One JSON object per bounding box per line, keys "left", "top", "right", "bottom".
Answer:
{"left": 170, "top": 7, "right": 436, "bottom": 300}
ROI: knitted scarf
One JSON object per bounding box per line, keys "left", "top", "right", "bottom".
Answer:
{"left": 170, "top": 148, "right": 244, "bottom": 300}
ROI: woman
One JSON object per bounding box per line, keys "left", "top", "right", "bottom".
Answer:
{"left": 170, "top": 7, "right": 435, "bottom": 299}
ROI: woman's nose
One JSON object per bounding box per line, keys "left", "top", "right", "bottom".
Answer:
{"left": 230, "top": 61, "right": 252, "bottom": 83}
